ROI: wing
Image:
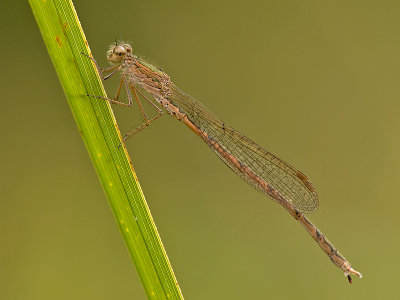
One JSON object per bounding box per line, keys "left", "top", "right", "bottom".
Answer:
{"left": 169, "top": 84, "right": 319, "bottom": 213}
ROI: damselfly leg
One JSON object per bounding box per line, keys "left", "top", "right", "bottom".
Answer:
{"left": 81, "top": 52, "right": 163, "bottom": 140}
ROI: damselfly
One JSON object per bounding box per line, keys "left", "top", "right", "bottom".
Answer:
{"left": 83, "top": 42, "right": 362, "bottom": 282}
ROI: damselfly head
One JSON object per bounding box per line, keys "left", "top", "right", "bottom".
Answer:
{"left": 107, "top": 42, "right": 133, "bottom": 65}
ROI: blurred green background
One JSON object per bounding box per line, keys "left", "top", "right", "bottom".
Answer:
{"left": 1, "top": 0, "right": 399, "bottom": 299}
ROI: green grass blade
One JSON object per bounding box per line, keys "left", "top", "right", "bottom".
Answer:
{"left": 28, "top": 1, "right": 183, "bottom": 299}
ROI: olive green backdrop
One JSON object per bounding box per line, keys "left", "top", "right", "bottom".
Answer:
{"left": 1, "top": 0, "right": 398, "bottom": 299}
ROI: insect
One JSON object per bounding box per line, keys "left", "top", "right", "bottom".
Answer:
{"left": 83, "top": 42, "right": 362, "bottom": 282}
